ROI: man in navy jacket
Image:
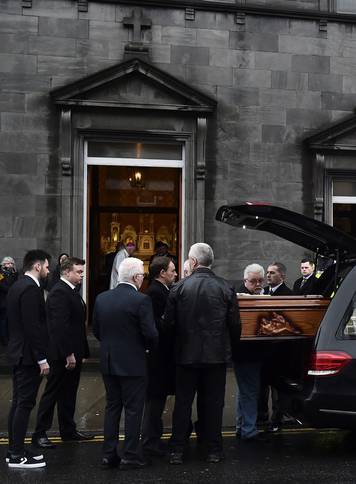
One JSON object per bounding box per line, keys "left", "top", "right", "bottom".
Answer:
{"left": 93, "top": 257, "right": 158, "bottom": 470}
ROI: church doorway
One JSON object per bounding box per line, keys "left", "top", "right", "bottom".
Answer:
{"left": 83, "top": 140, "right": 184, "bottom": 317}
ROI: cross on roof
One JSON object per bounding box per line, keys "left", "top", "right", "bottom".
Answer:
{"left": 123, "top": 9, "right": 152, "bottom": 43}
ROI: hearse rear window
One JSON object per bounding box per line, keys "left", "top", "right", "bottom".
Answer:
{"left": 341, "top": 295, "right": 356, "bottom": 339}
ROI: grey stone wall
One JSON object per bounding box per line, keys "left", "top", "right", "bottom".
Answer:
{"left": 1, "top": 0, "right": 356, "bottom": 284}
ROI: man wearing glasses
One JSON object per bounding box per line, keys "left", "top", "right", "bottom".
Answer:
{"left": 234, "top": 264, "right": 267, "bottom": 441}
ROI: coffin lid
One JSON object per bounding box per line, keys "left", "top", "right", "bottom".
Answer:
{"left": 216, "top": 203, "right": 356, "bottom": 260}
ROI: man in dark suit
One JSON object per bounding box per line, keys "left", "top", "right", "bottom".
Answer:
{"left": 6, "top": 250, "right": 50, "bottom": 469}
{"left": 263, "top": 262, "right": 293, "bottom": 432}
{"left": 141, "top": 256, "right": 177, "bottom": 456}
{"left": 263, "top": 262, "right": 293, "bottom": 296}
{"left": 293, "top": 259, "right": 317, "bottom": 295}
{"left": 32, "top": 257, "right": 92, "bottom": 449}
{"left": 93, "top": 257, "right": 158, "bottom": 470}
{"left": 165, "top": 243, "right": 241, "bottom": 465}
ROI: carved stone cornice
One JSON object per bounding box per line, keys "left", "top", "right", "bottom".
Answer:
{"left": 196, "top": 117, "right": 207, "bottom": 181}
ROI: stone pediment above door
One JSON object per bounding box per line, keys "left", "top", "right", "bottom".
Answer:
{"left": 305, "top": 113, "right": 356, "bottom": 152}
{"left": 51, "top": 57, "right": 216, "bottom": 113}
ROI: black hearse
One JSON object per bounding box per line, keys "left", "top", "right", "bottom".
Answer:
{"left": 216, "top": 202, "right": 356, "bottom": 429}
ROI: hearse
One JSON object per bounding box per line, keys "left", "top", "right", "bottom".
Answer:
{"left": 216, "top": 202, "right": 356, "bottom": 429}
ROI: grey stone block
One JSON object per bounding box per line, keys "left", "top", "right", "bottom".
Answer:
{"left": 262, "top": 125, "right": 285, "bottom": 143}
{"left": 146, "top": 7, "right": 185, "bottom": 27}
{"left": 38, "top": 55, "right": 86, "bottom": 76}
{"left": 260, "top": 89, "right": 297, "bottom": 108}
{"left": 209, "top": 48, "right": 254, "bottom": 69}
{"left": 0, "top": 195, "right": 36, "bottom": 216}
{"left": 233, "top": 68, "right": 271, "bottom": 88}
{"left": 343, "top": 76, "right": 356, "bottom": 94}
{"left": 0, "top": 237, "right": 37, "bottom": 258}
{"left": 79, "top": 2, "right": 116, "bottom": 21}
{"left": 0, "top": 33, "right": 29, "bottom": 54}
{"left": 150, "top": 45, "right": 171, "bottom": 64}
{"left": 0, "top": 92, "right": 25, "bottom": 112}
{"left": 0, "top": 13, "right": 38, "bottom": 33}
{"left": 23, "top": 0, "right": 77, "bottom": 19}
{"left": 38, "top": 17, "right": 89, "bottom": 39}
{"left": 76, "top": 39, "right": 110, "bottom": 58}
{"left": 0, "top": 153, "right": 38, "bottom": 175}
{"left": 247, "top": 16, "right": 289, "bottom": 34}
{"left": 35, "top": 195, "right": 61, "bottom": 215}
{"left": 230, "top": 32, "right": 278, "bottom": 52}
{"left": 289, "top": 19, "right": 320, "bottom": 36}
{"left": 308, "top": 73, "right": 343, "bottom": 92}
{"left": 171, "top": 45, "right": 209, "bottom": 65}
{"left": 238, "top": 106, "right": 286, "bottom": 125}
{"left": 0, "top": 0, "right": 22, "bottom": 14}
{"left": 0, "top": 132, "right": 51, "bottom": 154}
{"left": 192, "top": 11, "right": 237, "bottom": 30}
{"left": 0, "top": 74, "right": 50, "bottom": 92}
{"left": 279, "top": 35, "right": 334, "bottom": 56}
{"left": 255, "top": 52, "right": 291, "bottom": 71}
{"left": 186, "top": 65, "right": 232, "bottom": 86}
{"left": 292, "top": 55, "right": 330, "bottom": 74}
{"left": 13, "top": 215, "right": 60, "bottom": 239}
{"left": 271, "top": 71, "right": 308, "bottom": 90}
{"left": 161, "top": 26, "right": 196, "bottom": 45}
{"left": 321, "top": 92, "right": 356, "bottom": 111}
{"left": 0, "top": 54, "right": 36, "bottom": 74}
{"left": 217, "top": 87, "right": 260, "bottom": 107}
{"left": 295, "top": 91, "right": 321, "bottom": 110}
{"left": 0, "top": 216, "right": 13, "bottom": 237}
{"left": 1, "top": 113, "right": 51, "bottom": 132}
{"left": 0, "top": 174, "right": 46, "bottom": 195}
{"left": 331, "top": 57, "right": 356, "bottom": 77}
{"left": 29, "top": 35, "right": 76, "bottom": 57}
{"left": 286, "top": 108, "right": 331, "bottom": 128}
{"left": 197, "top": 29, "right": 229, "bottom": 49}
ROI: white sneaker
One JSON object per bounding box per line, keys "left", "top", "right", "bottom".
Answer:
{"left": 8, "top": 454, "right": 46, "bottom": 468}
{"left": 6, "top": 449, "right": 44, "bottom": 464}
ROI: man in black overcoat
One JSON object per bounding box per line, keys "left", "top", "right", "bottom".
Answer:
{"left": 32, "top": 257, "right": 92, "bottom": 448}
{"left": 293, "top": 259, "right": 317, "bottom": 295}
{"left": 7, "top": 250, "right": 50, "bottom": 469}
{"left": 165, "top": 243, "right": 241, "bottom": 465}
{"left": 93, "top": 257, "right": 158, "bottom": 470}
{"left": 263, "top": 262, "right": 293, "bottom": 296}
{"left": 141, "top": 256, "right": 177, "bottom": 456}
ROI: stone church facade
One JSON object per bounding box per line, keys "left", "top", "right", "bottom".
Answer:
{"left": 1, "top": 0, "right": 356, "bottom": 291}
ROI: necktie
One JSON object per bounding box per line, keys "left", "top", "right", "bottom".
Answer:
{"left": 300, "top": 277, "right": 307, "bottom": 288}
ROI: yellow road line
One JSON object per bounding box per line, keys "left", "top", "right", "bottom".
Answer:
{"left": 0, "top": 428, "right": 333, "bottom": 446}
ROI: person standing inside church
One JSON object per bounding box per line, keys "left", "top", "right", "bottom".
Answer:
{"left": 293, "top": 259, "right": 317, "bottom": 295}
{"left": 109, "top": 242, "right": 136, "bottom": 289}
{"left": 32, "top": 257, "right": 93, "bottom": 449}
{"left": 7, "top": 250, "right": 51, "bottom": 468}
{"left": 141, "top": 256, "right": 177, "bottom": 456}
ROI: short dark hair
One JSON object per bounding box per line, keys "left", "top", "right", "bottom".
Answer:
{"left": 149, "top": 256, "right": 172, "bottom": 279}
{"left": 23, "top": 250, "right": 51, "bottom": 272}
{"left": 60, "top": 257, "right": 85, "bottom": 274}
{"left": 271, "top": 261, "right": 287, "bottom": 277}
{"left": 154, "top": 241, "right": 168, "bottom": 250}
{"left": 301, "top": 258, "right": 314, "bottom": 266}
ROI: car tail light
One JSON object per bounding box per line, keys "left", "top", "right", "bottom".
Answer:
{"left": 308, "top": 351, "right": 352, "bottom": 376}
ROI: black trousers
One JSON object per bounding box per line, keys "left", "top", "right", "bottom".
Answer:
{"left": 102, "top": 374, "right": 146, "bottom": 461}
{"left": 33, "top": 360, "right": 82, "bottom": 438}
{"left": 141, "top": 394, "right": 167, "bottom": 450}
{"left": 171, "top": 364, "right": 226, "bottom": 454}
{"left": 8, "top": 364, "right": 42, "bottom": 455}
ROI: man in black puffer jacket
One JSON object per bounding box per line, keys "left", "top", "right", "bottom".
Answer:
{"left": 164, "top": 243, "right": 241, "bottom": 464}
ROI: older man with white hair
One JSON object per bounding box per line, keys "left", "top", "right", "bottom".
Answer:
{"left": 165, "top": 243, "right": 241, "bottom": 464}
{"left": 234, "top": 263, "right": 267, "bottom": 442}
{"left": 93, "top": 257, "right": 158, "bottom": 470}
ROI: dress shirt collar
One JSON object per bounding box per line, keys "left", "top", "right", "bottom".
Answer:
{"left": 24, "top": 272, "right": 40, "bottom": 287}
{"left": 269, "top": 282, "right": 283, "bottom": 294}
{"left": 118, "top": 281, "right": 138, "bottom": 291}
{"left": 155, "top": 279, "right": 169, "bottom": 291}
{"left": 60, "top": 276, "right": 76, "bottom": 290}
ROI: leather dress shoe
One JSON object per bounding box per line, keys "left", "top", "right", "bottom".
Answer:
{"left": 119, "top": 458, "right": 150, "bottom": 470}
{"left": 61, "top": 431, "right": 95, "bottom": 441}
{"left": 206, "top": 453, "right": 224, "bottom": 463}
{"left": 32, "top": 436, "right": 56, "bottom": 449}
{"left": 101, "top": 456, "right": 120, "bottom": 468}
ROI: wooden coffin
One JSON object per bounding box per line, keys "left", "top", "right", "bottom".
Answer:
{"left": 238, "top": 295, "right": 330, "bottom": 340}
